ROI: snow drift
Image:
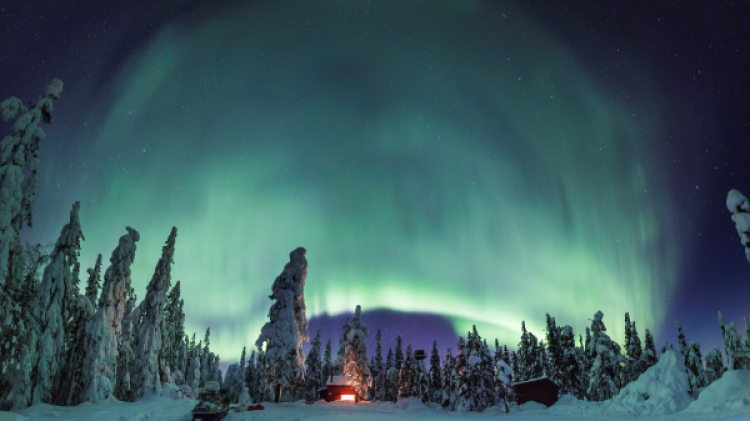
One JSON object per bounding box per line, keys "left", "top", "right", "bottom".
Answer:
{"left": 687, "top": 370, "right": 750, "bottom": 412}
{"left": 603, "top": 350, "right": 692, "bottom": 415}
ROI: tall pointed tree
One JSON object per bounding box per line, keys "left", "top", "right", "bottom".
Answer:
{"left": 83, "top": 227, "right": 140, "bottom": 402}
{"left": 84, "top": 254, "right": 102, "bottom": 309}
{"left": 133, "top": 227, "right": 177, "bottom": 399}
{"left": 305, "top": 330, "right": 323, "bottom": 403}
{"left": 322, "top": 339, "right": 333, "bottom": 384}
{"left": 371, "top": 329, "right": 384, "bottom": 401}
{"left": 29, "top": 202, "right": 84, "bottom": 406}
{"left": 343, "top": 305, "right": 371, "bottom": 400}
{"left": 115, "top": 292, "right": 140, "bottom": 402}
{"left": 429, "top": 340, "right": 442, "bottom": 403}
{"left": 255, "top": 247, "right": 308, "bottom": 402}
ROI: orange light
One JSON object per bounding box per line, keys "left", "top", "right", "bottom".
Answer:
{"left": 340, "top": 395, "right": 355, "bottom": 401}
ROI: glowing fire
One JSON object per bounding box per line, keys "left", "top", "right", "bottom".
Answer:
{"left": 340, "top": 395, "right": 355, "bottom": 401}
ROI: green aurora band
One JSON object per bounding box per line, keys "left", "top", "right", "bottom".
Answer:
{"left": 32, "top": 2, "right": 678, "bottom": 363}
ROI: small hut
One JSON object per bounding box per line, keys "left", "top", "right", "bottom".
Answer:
{"left": 512, "top": 376, "right": 559, "bottom": 407}
{"left": 324, "top": 376, "right": 357, "bottom": 402}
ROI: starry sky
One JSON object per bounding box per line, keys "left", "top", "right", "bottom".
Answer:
{"left": 2, "top": 0, "right": 749, "bottom": 370}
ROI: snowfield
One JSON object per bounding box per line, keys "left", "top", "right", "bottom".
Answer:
{"left": 3, "top": 356, "right": 749, "bottom": 421}
{"left": 3, "top": 378, "right": 749, "bottom": 421}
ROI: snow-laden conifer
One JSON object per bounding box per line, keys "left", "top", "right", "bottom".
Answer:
{"left": 384, "top": 348, "right": 398, "bottom": 402}
{"left": 343, "top": 305, "right": 371, "bottom": 399}
{"left": 675, "top": 320, "right": 689, "bottom": 368}
{"left": 305, "top": 330, "right": 322, "bottom": 403}
{"left": 718, "top": 312, "right": 747, "bottom": 370}
{"left": 394, "top": 335, "right": 404, "bottom": 373}
{"left": 370, "top": 329, "right": 384, "bottom": 401}
{"left": 545, "top": 314, "right": 564, "bottom": 389}
{"left": 635, "top": 328, "right": 659, "bottom": 377}
{"left": 244, "top": 350, "right": 256, "bottom": 401}
{"left": 559, "top": 325, "right": 581, "bottom": 397}
{"left": 186, "top": 346, "right": 201, "bottom": 395}
{"left": 726, "top": 189, "right": 750, "bottom": 262}
{"left": 440, "top": 348, "right": 454, "bottom": 409}
{"left": 133, "top": 227, "right": 177, "bottom": 399}
{"left": 686, "top": 341, "right": 705, "bottom": 392}
{"left": 84, "top": 254, "right": 102, "bottom": 309}
{"left": 322, "top": 339, "right": 333, "bottom": 384}
{"left": 453, "top": 337, "right": 469, "bottom": 411}
{"left": 0, "top": 79, "right": 63, "bottom": 294}
{"left": 429, "top": 340, "right": 441, "bottom": 403}
{"left": 115, "top": 292, "right": 139, "bottom": 402}
{"left": 224, "top": 364, "right": 238, "bottom": 402}
{"left": 703, "top": 346, "right": 724, "bottom": 386}
{"left": 255, "top": 247, "right": 308, "bottom": 401}
{"left": 163, "top": 280, "right": 184, "bottom": 373}
{"left": 587, "top": 354, "right": 615, "bottom": 401}
{"left": 83, "top": 227, "right": 140, "bottom": 402}
{"left": 28, "top": 202, "right": 84, "bottom": 406}
{"left": 59, "top": 291, "right": 95, "bottom": 406}
{"left": 398, "top": 344, "right": 415, "bottom": 399}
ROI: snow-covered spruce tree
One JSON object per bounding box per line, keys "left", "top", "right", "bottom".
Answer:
{"left": 517, "top": 321, "right": 534, "bottom": 381}
{"left": 559, "top": 325, "right": 581, "bottom": 398}
{"left": 494, "top": 347, "right": 513, "bottom": 411}
{"left": 480, "top": 338, "right": 496, "bottom": 409}
{"left": 230, "top": 347, "right": 247, "bottom": 402}
{"left": 200, "top": 336, "right": 211, "bottom": 387}
{"left": 58, "top": 281, "right": 96, "bottom": 406}
{"left": 186, "top": 346, "right": 201, "bottom": 396}
{"left": 686, "top": 341, "right": 705, "bottom": 392}
{"left": 255, "top": 247, "right": 309, "bottom": 402}
{"left": 453, "top": 337, "right": 469, "bottom": 411}
{"left": 0, "top": 79, "right": 63, "bottom": 306}
{"left": 334, "top": 319, "right": 349, "bottom": 377}
{"left": 211, "top": 353, "right": 221, "bottom": 385}
{"left": 545, "top": 314, "right": 564, "bottom": 389}
{"left": 675, "top": 320, "right": 689, "bottom": 368}
{"left": 726, "top": 189, "right": 750, "bottom": 262}
{"left": 370, "top": 329, "right": 384, "bottom": 401}
{"left": 133, "top": 227, "right": 177, "bottom": 399}
{"left": 224, "top": 364, "right": 238, "bottom": 402}
{"left": 27, "top": 202, "right": 84, "bottom": 406}
{"left": 305, "top": 330, "right": 322, "bottom": 403}
{"left": 718, "top": 312, "right": 746, "bottom": 370}
{"left": 635, "top": 328, "right": 659, "bottom": 378}
{"left": 703, "top": 346, "right": 724, "bottom": 386}
{"left": 384, "top": 348, "right": 397, "bottom": 402}
{"left": 429, "top": 340, "right": 441, "bottom": 403}
{"left": 624, "top": 320, "right": 643, "bottom": 385}
{"left": 398, "top": 344, "right": 415, "bottom": 399}
{"left": 418, "top": 363, "right": 430, "bottom": 405}
{"left": 322, "top": 339, "right": 332, "bottom": 384}
{"left": 464, "top": 327, "right": 487, "bottom": 411}
{"left": 163, "top": 280, "right": 184, "bottom": 373}
{"left": 343, "top": 305, "right": 371, "bottom": 399}
{"left": 587, "top": 354, "right": 614, "bottom": 401}
{"left": 440, "top": 348, "right": 454, "bottom": 409}
{"left": 586, "top": 311, "right": 619, "bottom": 395}
{"left": 82, "top": 227, "right": 140, "bottom": 402}
{"left": 258, "top": 349, "right": 274, "bottom": 402}
{"left": 244, "top": 350, "right": 256, "bottom": 401}
{"left": 394, "top": 335, "right": 404, "bottom": 373}
{"left": 84, "top": 254, "right": 102, "bottom": 309}
{"left": 114, "top": 291, "right": 139, "bottom": 402}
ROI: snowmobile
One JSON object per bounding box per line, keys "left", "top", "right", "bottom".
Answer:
{"left": 191, "top": 381, "right": 229, "bottom": 421}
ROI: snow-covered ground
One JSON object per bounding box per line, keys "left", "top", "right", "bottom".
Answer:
{"left": 2, "top": 391, "right": 748, "bottom": 421}
{"left": 3, "top": 358, "right": 749, "bottom": 421}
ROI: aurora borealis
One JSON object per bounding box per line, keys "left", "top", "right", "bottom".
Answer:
{"left": 3, "top": 0, "right": 749, "bottom": 367}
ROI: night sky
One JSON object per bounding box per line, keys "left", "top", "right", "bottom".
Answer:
{"left": 3, "top": 0, "right": 749, "bottom": 371}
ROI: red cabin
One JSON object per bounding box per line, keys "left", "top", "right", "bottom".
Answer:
{"left": 325, "top": 385, "right": 357, "bottom": 402}
{"left": 512, "top": 376, "right": 559, "bottom": 407}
